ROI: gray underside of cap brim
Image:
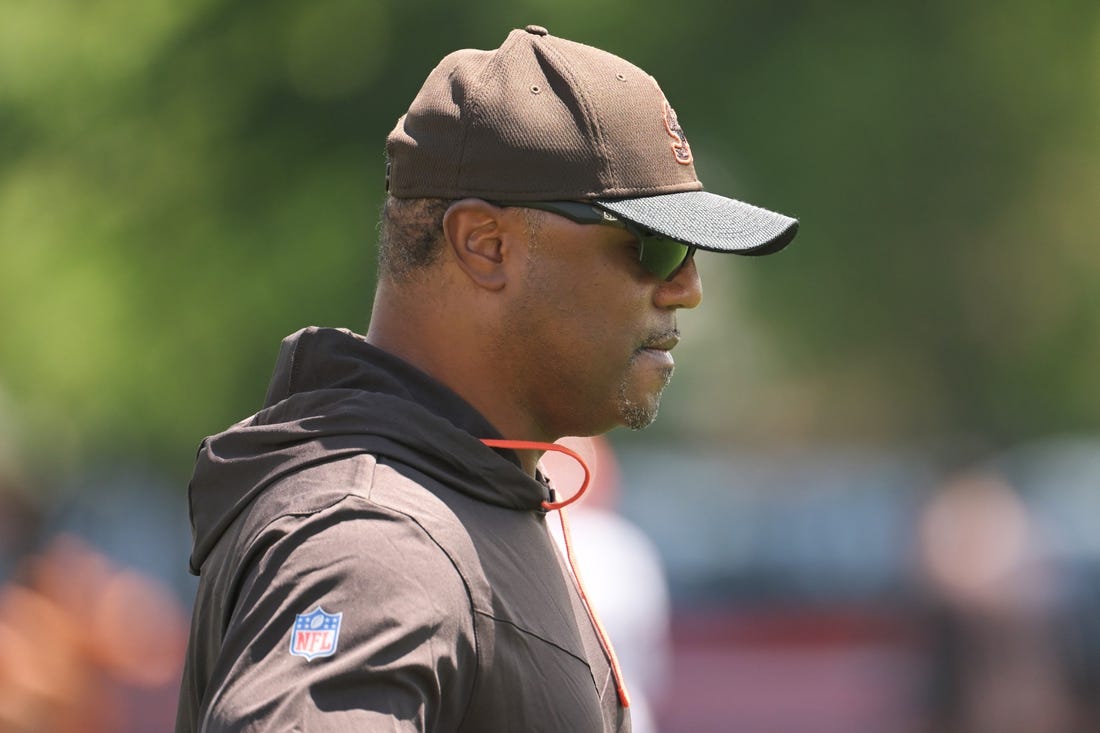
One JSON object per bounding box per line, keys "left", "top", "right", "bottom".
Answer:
{"left": 595, "top": 190, "right": 799, "bottom": 255}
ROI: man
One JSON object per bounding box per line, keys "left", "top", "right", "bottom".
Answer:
{"left": 177, "top": 25, "right": 797, "bottom": 733}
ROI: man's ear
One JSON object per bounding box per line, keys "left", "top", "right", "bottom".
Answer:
{"left": 443, "top": 199, "right": 512, "bottom": 291}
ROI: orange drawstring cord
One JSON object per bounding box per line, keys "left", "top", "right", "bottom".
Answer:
{"left": 479, "top": 439, "right": 591, "bottom": 510}
{"left": 555, "top": 494, "right": 633, "bottom": 709}
{"left": 480, "top": 438, "right": 632, "bottom": 709}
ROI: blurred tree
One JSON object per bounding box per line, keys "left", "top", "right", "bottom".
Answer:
{"left": 0, "top": 0, "right": 1097, "bottom": 485}
{"left": 714, "top": 0, "right": 1100, "bottom": 447}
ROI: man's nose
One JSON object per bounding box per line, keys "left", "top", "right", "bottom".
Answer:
{"left": 655, "top": 255, "right": 703, "bottom": 310}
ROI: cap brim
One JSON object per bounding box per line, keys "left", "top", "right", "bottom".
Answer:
{"left": 595, "top": 190, "right": 798, "bottom": 256}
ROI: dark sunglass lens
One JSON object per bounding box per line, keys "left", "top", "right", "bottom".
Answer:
{"left": 639, "top": 238, "right": 691, "bottom": 279}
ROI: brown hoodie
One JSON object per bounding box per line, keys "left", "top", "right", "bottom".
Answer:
{"left": 176, "top": 327, "right": 630, "bottom": 732}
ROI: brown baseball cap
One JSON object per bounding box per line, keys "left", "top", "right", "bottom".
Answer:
{"left": 385, "top": 25, "right": 798, "bottom": 255}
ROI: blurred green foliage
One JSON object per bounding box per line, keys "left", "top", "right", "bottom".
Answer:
{"left": 1, "top": 0, "right": 1098, "bottom": 484}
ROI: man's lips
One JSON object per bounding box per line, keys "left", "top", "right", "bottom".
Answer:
{"left": 640, "top": 347, "right": 675, "bottom": 368}
{"left": 640, "top": 331, "right": 680, "bottom": 352}
{"left": 645, "top": 336, "right": 679, "bottom": 352}
{"left": 638, "top": 331, "right": 679, "bottom": 367}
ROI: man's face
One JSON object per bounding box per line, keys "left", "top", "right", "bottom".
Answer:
{"left": 495, "top": 208, "right": 703, "bottom": 439}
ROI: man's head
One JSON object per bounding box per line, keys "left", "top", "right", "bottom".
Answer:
{"left": 368, "top": 26, "right": 797, "bottom": 443}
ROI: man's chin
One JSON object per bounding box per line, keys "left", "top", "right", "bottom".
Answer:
{"left": 616, "top": 385, "right": 667, "bottom": 431}
{"left": 619, "top": 400, "right": 660, "bottom": 430}
{"left": 615, "top": 358, "right": 673, "bottom": 430}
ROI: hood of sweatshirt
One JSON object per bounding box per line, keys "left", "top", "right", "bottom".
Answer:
{"left": 187, "top": 326, "right": 550, "bottom": 574}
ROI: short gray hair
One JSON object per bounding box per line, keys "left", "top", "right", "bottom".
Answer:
{"left": 376, "top": 196, "right": 545, "bottom": 281}
{"left": 376, "top": 196, "right": 451, "bottom": 281}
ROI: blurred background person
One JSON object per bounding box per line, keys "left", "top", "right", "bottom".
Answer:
{"left": 542, "top": 436, "right": 672, "bottom": 733}
{"left": 0, "top": 535, "right": 189, "bottom": 733}
{"left": 0, "top": 410, "right": 188, "bottom": 733}
{"left": 913, "top": 469, "right": 1079, "bottom": 733}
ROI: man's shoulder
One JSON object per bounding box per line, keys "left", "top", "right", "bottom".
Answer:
{"left": 245, "top": 452, "right": 476, "bottom": 555}
{"left": 207, "top": 451, "right": 493, "bottom": 606}
{"left": 243, "top": 452, "right": 452, "bottom": 534}
{"left": 202, "top": 452, "right": 479, "bottom": 603}
{"left": 245, "top": 452, "right": 380, "bottom": 524}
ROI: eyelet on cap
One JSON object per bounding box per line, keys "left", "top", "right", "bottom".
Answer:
{"left": 524, "top": 24, "right": 549, "bottom": 36}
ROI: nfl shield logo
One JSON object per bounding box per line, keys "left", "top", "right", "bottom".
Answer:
{"left": 289, "top": 607, "right": 343, "bottom": 661}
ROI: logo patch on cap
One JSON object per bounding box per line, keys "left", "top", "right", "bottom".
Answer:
{"left": 289, "top": 607, "right": 342, "bottom": 661}
{"left": 663, "top": 101, "right": 693, "bottom": 165}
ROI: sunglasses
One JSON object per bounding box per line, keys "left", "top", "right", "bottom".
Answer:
{"left": 491, "top": 200, "right": 696, "bottom": 281}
